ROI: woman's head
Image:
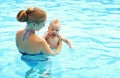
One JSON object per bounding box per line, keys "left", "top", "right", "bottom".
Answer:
{"left": 16, "top": 7, "right": 46, "bottom": 30}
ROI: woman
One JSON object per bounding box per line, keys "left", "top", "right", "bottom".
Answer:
{"left": 16, "top": 7, "right": 62, "bottom": 56}
{"left": 16, "top": 7, "right": 62, "bottom": 78}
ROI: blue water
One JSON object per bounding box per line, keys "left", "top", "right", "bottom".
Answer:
{"left": 0, "top": 0, "right": 120, "bottom": 78}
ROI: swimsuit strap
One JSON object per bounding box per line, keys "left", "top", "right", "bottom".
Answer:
{"left": 22, "top": 29, "right": 31, "bottom": 41}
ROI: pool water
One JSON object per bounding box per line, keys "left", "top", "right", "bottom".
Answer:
{"left": 0, "top": 0, "right": 120, "bottom": 78}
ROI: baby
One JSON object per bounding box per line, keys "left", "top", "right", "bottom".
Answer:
{"left": 43, "top": 18, "right": 72, "bottom": 50}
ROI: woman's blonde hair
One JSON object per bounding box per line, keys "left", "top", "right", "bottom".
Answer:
{"left": 16, "top": 7, "right": 46, "bottom": 24}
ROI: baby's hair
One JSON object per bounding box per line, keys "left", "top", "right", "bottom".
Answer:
{"left": 52, "top": 18, "right": 59, "bottom": 24}
{"left": 16, "top": 7, "right": 46, "bottom": 23}
{"left": 50, "top": 18, "right": 60, "bottom": 26}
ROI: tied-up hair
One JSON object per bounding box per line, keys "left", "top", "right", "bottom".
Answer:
{"left": 16, "top": 7, "right": 46, "bottom": 24}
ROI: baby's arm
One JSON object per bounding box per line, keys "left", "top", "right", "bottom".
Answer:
{"left": 61, "top": 36, "right": 72, "bottom": 48}
{"left": 55, "top": 39, "right": 62, "bottom": 53}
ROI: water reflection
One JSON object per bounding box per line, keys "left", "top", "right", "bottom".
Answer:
{"left": 21, "top": 55, "right": 52, "bottom": 78}
{"left": 21, "top": 55, "right": 62, "bottom": 78}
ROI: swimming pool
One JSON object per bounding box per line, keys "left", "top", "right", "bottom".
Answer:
{"left": 0, "top": 0, "right": 120, "bottom": 78}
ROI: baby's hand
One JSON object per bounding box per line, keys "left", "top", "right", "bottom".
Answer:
{"left": 57, "top": 34, "right": 62, "bottom": 40}
{"left": 69, "top": 44, "right": 74, "bottom": 48}
{"left": 69, "top": 45, "right": 72, "bottom": 48}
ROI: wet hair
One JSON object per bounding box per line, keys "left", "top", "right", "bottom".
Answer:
{"left": 16, "top": 7, "right": 46, "bottom": 24}
{"left": 49, "top": 18, "right": 61, "bottom": 27}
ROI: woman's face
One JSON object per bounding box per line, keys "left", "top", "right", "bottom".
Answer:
{"left": 35, "top": 21, "right": 45, "bottom": 31}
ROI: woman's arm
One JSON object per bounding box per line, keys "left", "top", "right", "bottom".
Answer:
{"left": 40, "top": 38, "right": 62, "bottom": 56}
{"left": 54, "top": 39, "right": 62, "bottom": 54}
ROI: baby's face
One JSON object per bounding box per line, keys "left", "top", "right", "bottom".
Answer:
{"left": 48, "top": 24, "right": 60, "bottom": 36}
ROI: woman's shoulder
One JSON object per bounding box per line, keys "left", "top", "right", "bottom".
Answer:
{"left": 16, "top": 29, "right": 24, "bottom": 36}
{"left": 35, "top": 36, "right": 46, "bottom": 44}
{"left": 31, "top": 34, "right": 46, "bottom": 44}
{"left": 33, "top": 36, "right": 49, "bottom": 50}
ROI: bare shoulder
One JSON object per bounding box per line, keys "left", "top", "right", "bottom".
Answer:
{"left": 35, "top": 36, "right": 47, "bottom": 45}
{"left": 16, "top": 29, "right": 24, "bottom": 36}
{"left": 35, "top": 36, "right": 50, "bottom": 52}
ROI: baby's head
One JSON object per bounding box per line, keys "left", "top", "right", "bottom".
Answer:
{"left": 48, "top": 18, "right": 61, "bottom": 36}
